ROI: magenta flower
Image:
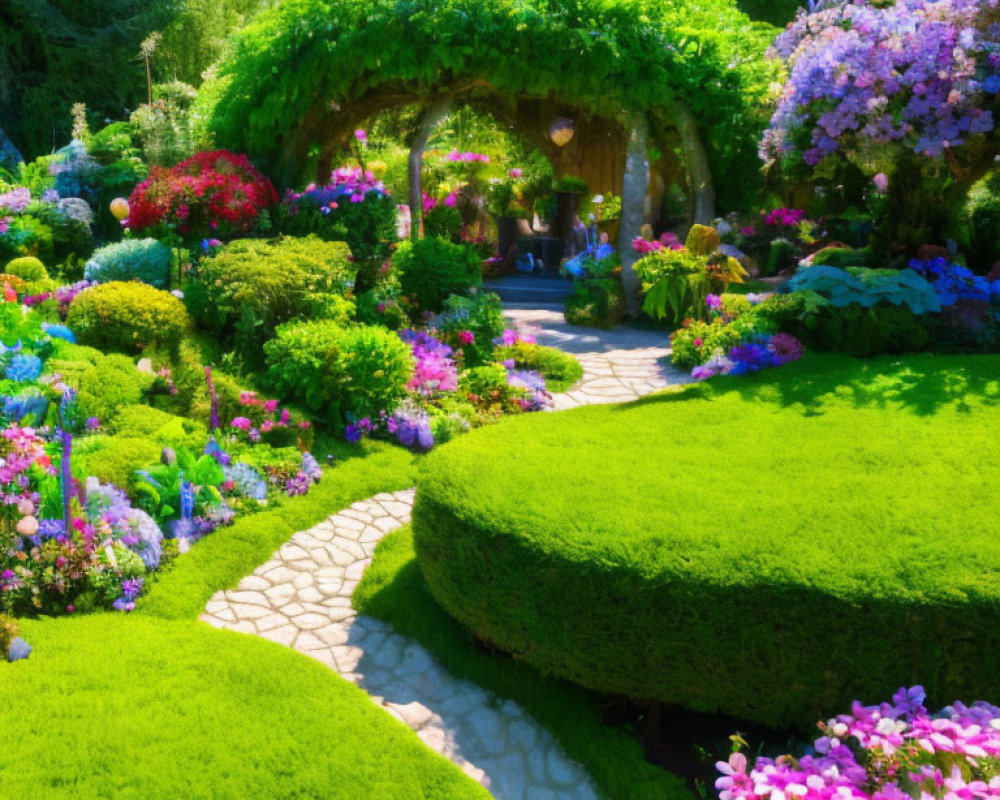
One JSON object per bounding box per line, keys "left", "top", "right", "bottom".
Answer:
{"left": 354, "top": 129, "right": 367, "bottom": 144}
{"left": 230, "top": 417, "right": 252, "bottom": 431}
{"left": 459, "top": 330, "right": 475, "bottom": 345}
{"left": 509, "top": 168, "right": 524, "bottom": 179}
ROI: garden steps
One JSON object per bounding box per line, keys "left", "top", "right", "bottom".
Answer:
{"left": 483, "top": 273, "right": 574, "bottom": 306}
{"left": 202, "top": 319, "right": 691, "bottom": 798}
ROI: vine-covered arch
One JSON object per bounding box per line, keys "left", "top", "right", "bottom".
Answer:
{"left": 203, "top": 0, "right": 776, "bottom": 310}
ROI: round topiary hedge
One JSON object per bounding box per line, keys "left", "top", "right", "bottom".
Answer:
{"left": 412, "top": 353, "right": 1000, "bottom": 729}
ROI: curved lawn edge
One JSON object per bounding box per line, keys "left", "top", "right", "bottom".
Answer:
{"left": 139, "top": 442, "right": 417, "bottom": 621}
{"left": 3, "top": 614, "right": 491, "bottom": 799}
{"left": 355, "top": 524, "right": 696, "bottom": 800}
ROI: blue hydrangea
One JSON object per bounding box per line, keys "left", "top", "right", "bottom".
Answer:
{"left": 5, "top": 354, "right": 42, "bottom": 382}
{"left": 41, "top": 323, "right": 76, "bottom": 343}
{"left": 223, "top": 462, "right": 268, "bottom": 502}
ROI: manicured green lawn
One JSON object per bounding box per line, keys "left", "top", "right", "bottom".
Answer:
{"left": 0, "top": 615, "right": 489, "bottom": 799}
{"left": 1, "top": 444, "right": 493, "bottom": 799}
{"left": 411, "top": 353, "right": 1000, "bottom": 728}
{"left": 356, "top": 524, "right": 695, "bottom": 800}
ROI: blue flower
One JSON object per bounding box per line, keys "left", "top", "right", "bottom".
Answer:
{"left": 984, "top": 74, "right": 1000, "bottom": 95}
{"left": 5, "top": 354, "right": 42, "bottom": 382}
{"left": 41, "top": 323, "right": 75, "bottom": 343}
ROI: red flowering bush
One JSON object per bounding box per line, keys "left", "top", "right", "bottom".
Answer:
{"left": 126, "top": 150, "right": 277, "bottom": 242}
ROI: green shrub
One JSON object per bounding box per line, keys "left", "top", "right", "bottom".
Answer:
{"left": 184, "top": 235, "right": 355, "bottom": 357}
{"left": 356, "top": 289, "right": 410, "bottom": 330}
{"left": 564, "top": 279, "right": 625, "bottom": 329}
{"left": 802, "top": 303, "right": 932, "bottom": 357}
{"left": 111, "top": 404, "right": 204, "bottom": 451}
{"left": 84, "top": 238, "right": 173, "bottom": 288}
{"left": 634, "top": 249, "right": 710, "bottom": 326}
{"left": 494, "top": 342, "right": 582, "bottom": 392}
{"left": 46, "top": 342, "right": 154, "bottom": 421}
{"left": 4, "top": 256, "right": 48, "bottom": 282}
{"left": 263, "top": 320, "right": 413, "bottom": 427}
{"left": 81, "top": 436, "right": 163, "bottom": 490}
{"left": 435, "top": 292, "right": 505, "bottom": 367}
{"left": 394, "top": 237, "right": 482, "bottom": 314}
{"left": 0, "top": 614, "right": 19, "bottom": 657}
{"left": 412, "top": 353, "right": 1000, "bottom": 729}
{"left": 670, "top": 319, "right": 745, "bottom": 368}
{"left": 423, "top": 204, "right": 463, "bottom": 242}
{"left": 66, "top": 282, "right": 192, "bottom": 356}
{"left": 810, "top": 246, "right": 869, "bottom": 269}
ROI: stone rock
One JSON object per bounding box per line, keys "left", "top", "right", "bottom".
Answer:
{"left": 57, "top": 197, "right": 94, "bottom": 226}
{"left": 0, "top": 127, "right": 22, "bottom": 172}
{"left": 6, "top": 637, "right": 31, "bottom": 662}
{"left": 916, "top": 244, "right": 950, "bottom": 262}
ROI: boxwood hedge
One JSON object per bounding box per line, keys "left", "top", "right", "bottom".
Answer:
{"left": 412, "top": 353, "right": 1000, "bottom": 729}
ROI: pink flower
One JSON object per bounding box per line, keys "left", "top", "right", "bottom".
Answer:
{"left": 459, "top": 330, "right": 475, "bottom": 345}
{"left": 264, "top": 399, "right": 278, "bottom": 413}
{"left": 354, "top": 129, "right": 367, "bottom": 143}
{"left": 509, "top": 168, "right": 523, "bottom": 179}
{"left": 444, "top": 192, "right": 457, "bottom": 208}
{"left": 693, "top": 338, "right": 704, "bottom": 347}
{"left": 873, "top": 172, "right": 889, "bottom": 193}
{"left": 230, "top": 417, "right": 252, "bottom": 431}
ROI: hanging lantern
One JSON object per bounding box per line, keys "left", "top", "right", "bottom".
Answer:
{"left": 110, "top": 197, "right": 130, "bottom": 221}
{"left": 549, "top": 117, "right": 575, "bottom": 147}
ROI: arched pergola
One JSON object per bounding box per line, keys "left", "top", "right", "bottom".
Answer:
{"left": 203, "top": 0, "right": 775, "bottom": 312}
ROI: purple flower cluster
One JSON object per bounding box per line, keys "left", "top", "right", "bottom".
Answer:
{"left": 399, "top": 329, "right": 459, "bottom": 397}
{"left": 692, "top": 334, "right": 804, "bottom": 380}
{"left": 0, "top": 187, "right": 31, "bottom": 215}
{"left": 717, "top": 687, "right": 1000, "bottom": 800}
{"left": 286, "top": 166, "right": 388, "bottom": 210}
{"left": 505, "top": 369, "right": 552, "bottom": 412}
{"left": 445, "top": 150, "right": 490, "bottom": 164}
{"left": 345, "top": 403, "right": 437, "bottom": 450}
{"left": 763, "top": 0, "right": 1000, "bottom": 167}
{"left": 764, "top": 208, "right": 806, "bottom": 227}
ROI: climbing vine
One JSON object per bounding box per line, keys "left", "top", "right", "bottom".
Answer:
{"left": 203, "top": 0, "right": 778, "bottom": 194}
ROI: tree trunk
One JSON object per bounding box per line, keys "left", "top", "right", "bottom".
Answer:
{"left": 674, "top": 101, "right": 716, "bottom": 225}
{"left": 619, "top": 111, "right": 650, "bottom": 317}
{"left": 408, "top": 98, "right": 451, "bottom": 241}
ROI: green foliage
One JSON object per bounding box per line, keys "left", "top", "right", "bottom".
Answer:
{"left": 964, "top": 171, "right": 1000, "bottom": 270}
{"left": 684, "top": 223, "right": 721, "bottom": 256}
{"left": 81, "top": 435, "right": 163, "bottom": 491}
{"left": 494, "top": 342, "right": 583, "bottom": 392}
{"left": 799, "top": 303, "right": 932, "bottom": 357}
{"left": 423, "top": 204, "right": 463, "bottom": 242}
{"left": 635, "top": 249, "right": 710, "bottom": 326}
{"left": 46, "top": 341, "right": 155, "bottom": 421}
{"left": 413, "top": 353, "right": 1000, "bottom": 729}
{"left": 130, "top": 82, "right": 205, "bottom": 167}
{"left": 763, "top": 238, "right": 797, "bottom": 276}
{"left": 0, "top": 1, "right": 176, "bottom": 160}
{"left": 356, "top": 526, "right": 696, "bottom": 800}
{"left": 670, "top": 318, "right": 746, "bottom": 368}
{"left": 3, "top": 615, "right": 488, "bottom": 799}
{"left": 564, "top": 278, "right": 625, "bottom": 329}
{"left": 394, "top": 237, "right": 482, "bottom": 314}
{"left": 263, "top": 320, "right": 413, "bottom": 428}
{"left": 66, "top": 281, "right": 192, "bottom": 356}
{"left": 135, "top": 447, "right": 225, "bottom": 524}
{"left": 811, "top": 245, "right": 869, "bottom": 269}
{"left": 4, "top": 256, "right": 48, "bottom": 282}
{"left": 112, "top": 404, "right": 205, "bottom": 450}
{"left": 204, "top": 0, "right": 776, "bottom": 205}
{"left": 185, "top": 236, "right": 355, "bottom": 358}
{"left": 435, "top": 291, "right": 505, "bottom": 367}
{"left": 84, "top": 238, "right": 173, "bottom": 288}
{"left": 787, "top": 265, "right": 942, "bottom": 315}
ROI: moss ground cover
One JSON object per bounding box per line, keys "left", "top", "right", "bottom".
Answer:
{"left": 0, "top": 614, "right": 489, "bottom": 800}
{"left": 412, "top": 353, "right": 1000, "bottom": 729}
{"left": 356, "top": 524, "right": 696, "bottom": 800}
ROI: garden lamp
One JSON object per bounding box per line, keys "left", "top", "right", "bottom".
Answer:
{"left": 549, "top": 117, "right": 575, "bottom": 147}
{"left": 110, "top": 197, "right": 130, "bottom": 221}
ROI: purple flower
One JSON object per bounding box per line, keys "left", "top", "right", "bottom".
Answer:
{"left": 230, "top": 416, "right": 251, "bottom": 432}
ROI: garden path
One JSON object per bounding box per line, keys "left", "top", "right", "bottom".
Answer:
{"left": 201, "top": 310, "right": 688, "bottom": 799}
{"left": 504, "top": 307, "right": 690, "bottom": 409}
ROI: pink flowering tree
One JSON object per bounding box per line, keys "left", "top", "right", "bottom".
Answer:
{"left": 762, "top": 0, "right": 1000, "bottom": 258}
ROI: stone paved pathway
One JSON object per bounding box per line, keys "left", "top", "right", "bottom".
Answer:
{"left": 202, "top": 309, "right": 689, "bottom": 799}
{"left": 503, "top": 307, "right": 690, "bottom": 409}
